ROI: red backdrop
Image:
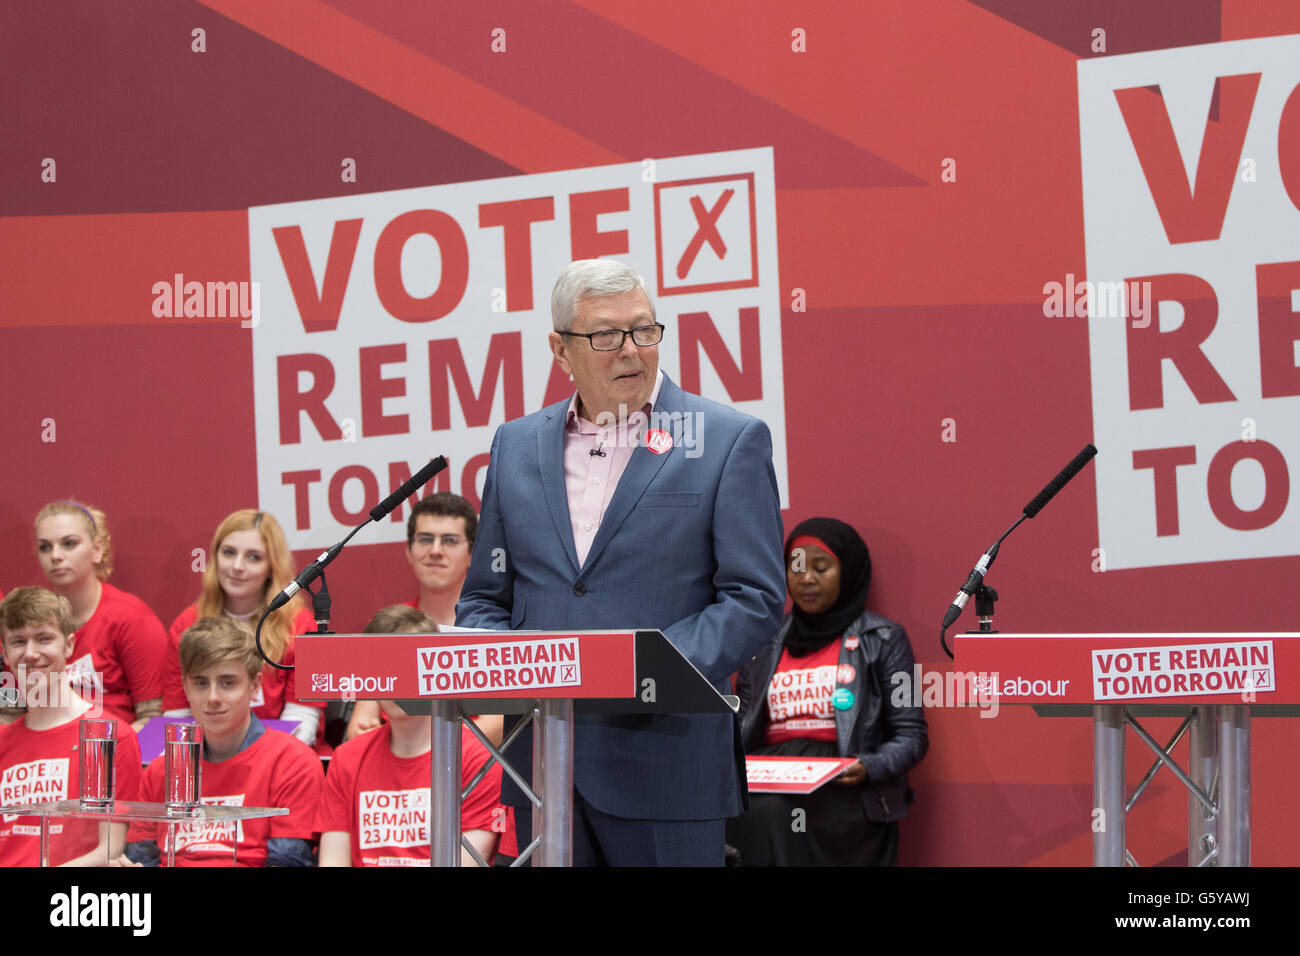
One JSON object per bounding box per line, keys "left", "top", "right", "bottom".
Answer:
{"left": 3, "top": 0, "right": 1299, "bottom": 865}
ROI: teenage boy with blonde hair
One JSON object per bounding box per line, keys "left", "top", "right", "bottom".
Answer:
{"left": 124, "top": 616, "right": 322, "bottom": 866}
{"left": 0, "top": 587, "right": 143, "bottom": 866}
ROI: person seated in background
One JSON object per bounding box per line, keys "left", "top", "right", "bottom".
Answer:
{"left": 403, "top": 492, "right": 478, "bottom": 627}
{"left": 727, "top": 518, "right": 928, "bottom": 866}
{"left": 162, "top": 509, "right": 323, "bottom": 748}
{"left": 32, "top": 500, "right": 167, "bottom": 730}
{"left": 0, "top": 587, "right": 144, "bottom": 867}
{"left": 123, "top": 616, "right": 323, "bottom": 867}
{"left": 344, "top": 493, "right": 503, "bottom": 745}
{"left": 0, "top": 586, "right": 21, "bottom": 725}
{"left": 318, "top": 605, "right": 504, "bottom": 867}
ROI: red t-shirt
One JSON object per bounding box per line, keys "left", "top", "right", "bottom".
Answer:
{"left": 66, "top": 583, "right": 167, "bottom": 723}
{"left": 764, "top": 640, "right": 842, "bottom": 745}
{"left": 319, "top": 722, "right": 503, "bottom": 866}
{"left": 0, "top": 714, "right": 143, "bottom": 867}
{"left": 130, "top": 727, "right": 322, "bottom": 866}
{"left": 163, "top": 605, "right": 322, "bottom": 722}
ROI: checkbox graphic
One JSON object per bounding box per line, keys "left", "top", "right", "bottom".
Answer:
{"left": 654, "top": 173, "right": 758, "bottom": 296}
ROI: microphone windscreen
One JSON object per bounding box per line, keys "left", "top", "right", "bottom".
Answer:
{"left": 369, "top": 456, "right": 449, "bottom": 522}
{"left": 1023, "top": 444, "right": 1097, "bottom": 518}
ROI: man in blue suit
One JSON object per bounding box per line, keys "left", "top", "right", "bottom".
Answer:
{"left": 456, "top": 259, "right": 785, "bottom": 866}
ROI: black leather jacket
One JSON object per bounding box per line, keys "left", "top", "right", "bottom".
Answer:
{"left": 737, "top": 609, "right": 928, "bottom": 822}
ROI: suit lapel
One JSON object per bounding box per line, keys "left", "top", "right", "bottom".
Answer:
{"left": 580, "top": 377, "right": 681, "bottom": 574}
{"left": 538, "top": 405, "right": 581, "bottom": 575}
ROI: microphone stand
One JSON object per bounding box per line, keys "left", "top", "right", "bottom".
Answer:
{"left": 972, "top": 584, "right": 999, "bottom": 633}
{"left": 938, "top": 514, "right": 1023, "bottom": 659}
{"left": 310, "top": 571, "right": 333, "bottom": 634}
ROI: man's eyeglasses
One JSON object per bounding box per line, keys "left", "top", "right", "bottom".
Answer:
{"left": 412, "top": 534, "right": 467, "bottom": 550}
{"left": 558, "top": 323, "right": 665, "bottom": 351}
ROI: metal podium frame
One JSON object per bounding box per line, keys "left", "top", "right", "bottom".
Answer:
{"left": 422, "top": 698, "right": 576, "bottom": 867}
{"left": 954, "top": 632, "right": 1300, "bottom": 867}
{"left": 1036, "top": 701, "right": 1273, "bottom": 867}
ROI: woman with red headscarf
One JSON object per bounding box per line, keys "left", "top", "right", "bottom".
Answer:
{"left": 727, "top": 517, "right": 928, "bottom": 866}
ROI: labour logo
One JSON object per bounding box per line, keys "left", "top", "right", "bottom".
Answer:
{"left": 311, "top": 673, "right": 330, "bottom": 693}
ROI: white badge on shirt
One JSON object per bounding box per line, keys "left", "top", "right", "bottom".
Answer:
{"left": 66, "top": 653, "right": 102, "bottom": 699}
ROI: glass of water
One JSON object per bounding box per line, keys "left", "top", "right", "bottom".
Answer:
{"left": 164, "top": 722, "right": 203, "bottom": 811}
{"left": 78, "top": 719, "right": 116, "bottom": 809}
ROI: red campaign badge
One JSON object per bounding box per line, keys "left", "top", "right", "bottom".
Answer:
{"left": 844, "top": 636, "right": 860, "bottom": 650}
{"left": 837, "top": 664, "right": 856, "bottom": 684}
{"left": 645, "top": 428, "right": 673, "bottom": 454}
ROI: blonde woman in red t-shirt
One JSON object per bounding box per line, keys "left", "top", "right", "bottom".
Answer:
{"left": 33, "top": 500, "right": 167, "bottom": 730}
{"left": 162, "top": 509, "right": 321, "bottom": 747}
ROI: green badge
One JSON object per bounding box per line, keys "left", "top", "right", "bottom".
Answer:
{"left": 832, "top": 687, "right": 854, "bottom": 711}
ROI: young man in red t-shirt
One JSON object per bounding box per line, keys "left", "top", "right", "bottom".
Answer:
{"left": 123, "top": 616, "right": 322, "bottom": 866}
{"left": 345, "top": 494, "right": 494, "bottom": 743}
{"left": 0, "top": 587, "right": 143, "bottom": 866}
{"left": 319, "top": 606, "right": 503, "bottom": 866}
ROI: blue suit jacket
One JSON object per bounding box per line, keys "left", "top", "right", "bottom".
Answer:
{"left": 456, "top": 374, "right": 786, "bottom": 820}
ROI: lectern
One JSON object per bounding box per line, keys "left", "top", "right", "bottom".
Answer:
{"left": 298, "top": 628, "right": 738, "bottom": 866}
{"left": 954, "top": 632, "right": 1300, "bottom": 866}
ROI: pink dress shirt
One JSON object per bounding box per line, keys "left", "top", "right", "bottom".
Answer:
{"left": 563, "top": 369, "right": 665, "bottom": 567}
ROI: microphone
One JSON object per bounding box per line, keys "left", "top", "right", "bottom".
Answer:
{"left": 1023, "top": 444, "right": 1097, "bottom": 518}
{"left": 369, "top": 456, "right": 448, "bottom": 522}
{"left": 589, "top": 443, "right": 606, "bottom": 457}
{"left": 938, "top": 443, "right": 1099, "bottom": 654}
{"left": 268, "top": 455, "right": 448, "bottom": 612}
{"left": 941, "top": 545, "right": 999, "bottom": 630}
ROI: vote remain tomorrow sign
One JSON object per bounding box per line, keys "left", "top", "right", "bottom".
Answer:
{"left": 247, "top": 148, "right": 785, "bottom": 550}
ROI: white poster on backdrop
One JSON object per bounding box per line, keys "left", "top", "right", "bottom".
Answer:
{"left": 1079, "top": 35, "right": 1300, "bottom": 569}
{"left": 248, "top": 148, "right": 785, "bottom": 550}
